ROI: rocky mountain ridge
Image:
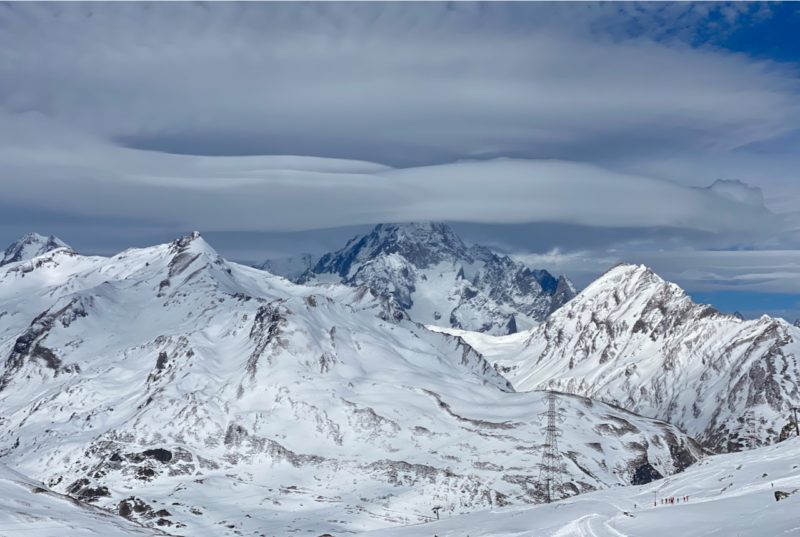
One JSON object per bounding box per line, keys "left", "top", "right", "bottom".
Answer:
{"left": 487, "top": 263, "right": 800, "bottom": 453}
{"left": 265, "top": 222, "right": 576, "bottom": 335}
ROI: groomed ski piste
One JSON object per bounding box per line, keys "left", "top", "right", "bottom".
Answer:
{"left": 367, "top": 437, "right": 800, "bottom": 537}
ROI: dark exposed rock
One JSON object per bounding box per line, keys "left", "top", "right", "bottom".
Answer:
{"left": 155, "top": 351, "right": 168, "bottom": 371}
{"left": 66, "top": 477, "right": 110, "bottom": 502}
{"left": 246, "top": 303, "right": 286, "bottom": 377}
{"left": 142, "top": 448, "right": 173, "bottom": 463}
{"left": 66, "top": 478, "right": 89, "bottom": 495}
{"left": 0, "top": 297, "right": 88, "bottom": 390}
{"left": 223, "top": 423, "right": 325, "bottom": 466}
{"left": 778, "top": 421, "right": 799, "bottom": 442}
{"left": 136, "top": 467, "right": 156, "bottom": 480}
{"left": 631, "top": 462, "right": 663, "bottom": 485}
{"left": 118, "top": 496, "right": 158, "bottom": 519}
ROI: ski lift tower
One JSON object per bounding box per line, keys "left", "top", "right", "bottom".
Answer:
{"left": 538, "top": 391, "right": 566, "bottom": 504}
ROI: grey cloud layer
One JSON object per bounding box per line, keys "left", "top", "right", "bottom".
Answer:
{"left": 0, "top": 126, "right": 786, "bottom": 240}
{"left": 0, "top": 2, "right": 799, "bottom": 304}
{"left": 1, "top": 2, "right": 798, "bottom": 167}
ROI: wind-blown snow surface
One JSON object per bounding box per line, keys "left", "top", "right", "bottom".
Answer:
{"left": 477, "top": 264, "right": 800, "bottom": 453}
{"left": 269, "top": 222, "right": 576, "bottom": 335}
{"left": 0, "top": 232, "right": 71, "bottom": 266}
{"left": 0, "top": 463, "right": 161, "bottom": 536}
{"left": 0, "top": 234, "right": 700, "bottom": 535}
{"left": 367, "top": 437, "right": 800, "bottom": 537}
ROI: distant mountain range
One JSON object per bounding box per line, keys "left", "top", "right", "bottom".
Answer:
{"left": 2, "top": 229, "right": 798, "bottom": 535}
{"left": 262, "top": 222, "right": 576, "bottom": 335}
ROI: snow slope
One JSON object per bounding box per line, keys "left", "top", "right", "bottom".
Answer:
{"left": 0, "top": 232, "right": 71, "bottom": 266}
{"left": 427, "top": 324, "right": 530, "bottom": 365}
{"left": 366, "top": 437, "right": 800, "bottom": 537}
{"left": 0, "top": 234, "right": 700, "bottom": 536}
{"left": 0, "top": 463, "right": 162, "bottom": 536}
{"left": 487, "top": 264, "right": 800, "bottom": 452}
{"left": 268, "top": 222, "right": 576, "bottom": 335}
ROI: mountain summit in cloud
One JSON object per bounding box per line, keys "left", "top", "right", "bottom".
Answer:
{"left": 265, "top": 222, "right": 576, "bottom": 334}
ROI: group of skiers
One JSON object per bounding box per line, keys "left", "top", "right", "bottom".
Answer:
{"left": 654, "top": 495, "right": 689, "bottom": 506}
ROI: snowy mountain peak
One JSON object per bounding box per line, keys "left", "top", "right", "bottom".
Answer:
{"left": 597, "top": 262, "right": 660, "bottom": 285}
{"left": 314, "top": 222, "right": 469, "bottom": 278}
{"left": 169, "top": 230, "right": 209, "bottom": 253}
{"left": 284, "top": 222, "right": 577, "bottom": 334}
{"left": 495, "top": 262, "right": 800, "bottom": 452}
{"left": 567, "top": 263, "right": 684, "bottom": 315}
{"left": 1, "top": 232, "right": 72, "bottom": 266}
{"left": 164, "top": 231, "right": 228, "bottom": 270}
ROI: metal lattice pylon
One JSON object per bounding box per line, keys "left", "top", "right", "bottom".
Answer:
{"left": 537, "top": 391, "right": 566, "bottom": 503}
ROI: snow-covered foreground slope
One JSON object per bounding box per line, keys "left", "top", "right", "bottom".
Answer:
{"left": 268, "top": 222, "right": 576, "bottom": 335}
{"left": 0, "top": 234, "right": 701, "bottom": 536}
{"left": 367, "top": 437, "right": 800, "bottom": 537}
{"left": 488, "top": 264, "right": 800, "bottom": 452}
{"left": 0, "top": 463, "right": 162, "bottom": 536}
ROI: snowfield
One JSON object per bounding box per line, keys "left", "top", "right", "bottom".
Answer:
{"left": 366, "top": 437, "right": 800, "bottom": 537}
{"left": 0, "top": 233, "right": 700, "bottom": 536}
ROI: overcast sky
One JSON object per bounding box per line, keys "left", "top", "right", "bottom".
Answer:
{"left": 1, "top": 2, "right": 800, "bottom": 320}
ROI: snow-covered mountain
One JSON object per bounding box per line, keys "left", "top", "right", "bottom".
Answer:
{"left": 0, "top": 232, "right": 71, "bottom": 266}
{"left": 266, "top": 222, "right": 576, "bottom": 335}
{"left": 0, "top": 234, "right": 701, "bottom": 536}
{"left": 370, "top": 436, "right": 800, "bottom": 537}
{"left": 489, "top": 264, "right": 800, "bottom": 453}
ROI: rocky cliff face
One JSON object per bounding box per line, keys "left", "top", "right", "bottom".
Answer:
{"left": 494, "top": 263, "right": 800, "bottom": 453}
{"left": 266, "top": 222, "right": 576, "bottom": 335}
{"left": 0, "top": 236, "right": 700, "bottom": 536}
